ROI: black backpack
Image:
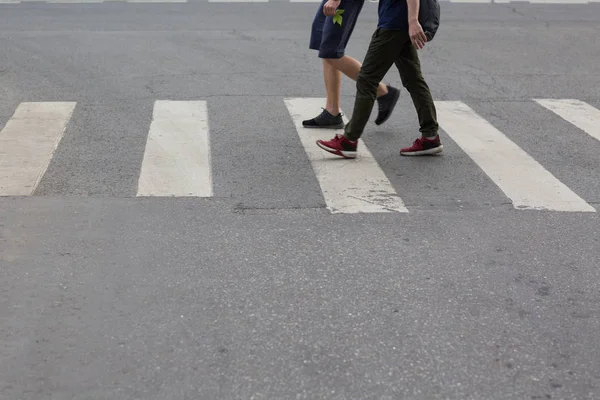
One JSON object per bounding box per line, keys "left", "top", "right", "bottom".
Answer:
{"left": 419, "top": 0, "right": 441, "bottom": 41}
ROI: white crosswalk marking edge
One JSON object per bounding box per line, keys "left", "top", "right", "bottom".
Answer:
{"left": 534, "top": 99, "right": 600, "bottom": 144}
{"left": 284, "top": 97, "right": 409, "bottom": 214}
{"left": 0, "top": 98, "right": 597, "bottom": 214}
{"left": 0, "top": 102, "right": 76, "bottom": 196}
{"left": 137, "top": 100, "right": 213, "bottom": 197}
{"left": 436, "top": 100, "right": 595, "bottom": 212}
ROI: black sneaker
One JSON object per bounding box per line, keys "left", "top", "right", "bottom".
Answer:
{"left": 302, "top": 108, "right": 344, "bottom": 129}
{"left": 375, "top": 85, "right": 400, "bottom": 125}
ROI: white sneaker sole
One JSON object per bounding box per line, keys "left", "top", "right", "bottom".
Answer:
{"left": 400, "top": 145, "right": 443, "bottom": 156}
{"left": 316, "top": 141, "right": 357, "bottom": 159}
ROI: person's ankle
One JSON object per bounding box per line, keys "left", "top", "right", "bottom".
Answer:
{"left": 325, "top": 107, "right": 341, "bottom": 116}
{"left": 377, "top": 84, "right": 389, "bottom": 98}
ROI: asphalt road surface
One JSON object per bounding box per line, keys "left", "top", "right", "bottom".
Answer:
{"left": 1, "top": 1, "right": 600, "bottom": 399}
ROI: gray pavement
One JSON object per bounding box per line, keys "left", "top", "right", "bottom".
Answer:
{"left": 1, "top": 2, "right": 600, "bottom": 399}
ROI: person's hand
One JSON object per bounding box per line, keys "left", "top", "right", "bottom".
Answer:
{"left": 409, "top": 19, "right": 428, "bottom": 49}
{"left": 323, "top": 0, "right": 340, "bottom": 16}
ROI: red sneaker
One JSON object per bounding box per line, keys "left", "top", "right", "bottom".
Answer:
{"left": 400, "top": 135, "right": 443, "bottom": 156}
{"left": 316, "top": 134, "right": 358, "bottom": 159}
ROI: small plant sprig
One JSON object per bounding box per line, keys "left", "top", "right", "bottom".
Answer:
{"left": 333, "top": 9, "right": 344, "bottom": 26}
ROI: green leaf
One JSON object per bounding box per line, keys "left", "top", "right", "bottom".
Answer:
{"left": 332, "top": 10, "right": 343, "bottom": 26}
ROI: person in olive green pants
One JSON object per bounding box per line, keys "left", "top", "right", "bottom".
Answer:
{"left": 316, "top": 0, "right": 443, "bottom": 158}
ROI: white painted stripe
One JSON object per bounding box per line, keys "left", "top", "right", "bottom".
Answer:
{"left": 209, "top": 0, "right": 268, "bottom": 2}
{"left": 126, "top": 0, "right": 187, "bottom": 3}
{"left": 493, "top": 0, "right": 589, "bottom": 2}
{"left": 284, "top": 98, "right": 408, "bottom": 214}
{"left": 289, "top": 0, "right": 321, "bottom": 2}
{"left": 529, "top": 0, "right": 588, "bottom": 3}
{"left": 0, "top": 0, "right": 21, "bottom": 3}
{"left": 435, "top": 101, "right": 594, "bottom": 212}
{"left": 534, "top": 99, "right": 600, "bottom": 143}
{"left": 0, "top": 102, "right": 75, "bottom": 196}
{"left": 450, "top": 0, "right": 491, "bottom": 3}
{"left": 45, "top": 0, "right": 104, "bottom": 3}
{"left": 137, "top": 100, "right": 212, "bottom": 197}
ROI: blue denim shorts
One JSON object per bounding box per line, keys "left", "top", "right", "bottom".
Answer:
{"left": 309, "top": 0, "right": 365, "bottom": 59}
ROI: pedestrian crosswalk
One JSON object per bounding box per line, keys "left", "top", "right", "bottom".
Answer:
{"left": 137, "top": 100, "right": 213, "bottom": 197}
{"left": 0, "top": 96, "right": 598, "bottom": 214}
{"left": 436, "top": 101, "right": 596, "bottom": 213}
{"left": 534, "top": 99, "right": 600, "bottom": 143}
{"left": 285, "top": 98, "right": 409, "bottom": 214}
{"left": 0, "top": 102, "right": 76, "bottom": 196}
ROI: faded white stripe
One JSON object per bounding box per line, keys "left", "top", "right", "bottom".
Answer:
{"left": 534, "top": 99, "right": 600, "bottom": 143}
{"left": 137, "top": 100, "right": 212, "bottom": 197}
{"left": 126, "top": 0, "right": 187, "bottom": 3}
{"left": 436, "top": 101, "right": 595, "bottom": 212}
{"left": 450, "top": 0, "right": 491, "bottom": 3}
{"left": 209, "top": 0, "right": 268, "bottom": 2}
{"left": 45, "top": 0, "right": 105, "bottom": 3}
{"left": 284, "top": 97, "right": 408, "bottom": 214}
{"left": 529, "top": 0, "right": 588, "bottom": 3}
{"left": 0, "top": 102, "right": 76, "bottom": 196}
{"left": 493, "top": 0, "right": 588, "bottom": 2}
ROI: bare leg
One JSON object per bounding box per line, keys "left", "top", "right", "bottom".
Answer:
{"left": 323, "top": 59, "right": 342, "bottom": 115}
{"left": 302, "top": 55, "right": 396, "bottom": 129}
{"left": 325, "top": 56, "right": 389, "bottom": 98}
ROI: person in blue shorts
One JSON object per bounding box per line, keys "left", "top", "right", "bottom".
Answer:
{"left": 315, "top": 0, "right": 443, "bottom": 158}
{"left": 302, "top": 0, "right": 400, "bottom": 129}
